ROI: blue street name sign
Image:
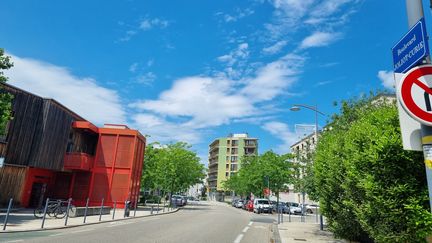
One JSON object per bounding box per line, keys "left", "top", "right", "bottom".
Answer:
{"left": 392, "top": 17, "right": 430, "bottom": 73}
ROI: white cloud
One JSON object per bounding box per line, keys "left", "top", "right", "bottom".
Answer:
{"left": 217, "top": 43, "right": 249, "bottom": 66}
{"left": 262, "top": 40, "right": 287, "bottom": 55}
{"left": 271, "top": 0, "right": 315, "bottom": 19}
{"left": 131, "top": 114, "right": 201, "bottom": 144}
{"left": 223, "top": 8, "right": 255, "bottom": 23}
{"left": 378, "top": 70, "right": 394, "bottom": 90}
{"left": 129, "top": 62, "right": 138, "bottom": 72}
{"left": 310, "top": 0, "right": 352, "bottom": 18}
{"left": 299, "top": 31, "right": 342, "bottom": 49}
{"left": 241, "top": 53, "right": 304, "bottom": 101}
{"left": 135, "top": 72, "right": 156, "bottom": 86}
{"left": 262, "top": 121, "right": 298, "bottom": 153}
{"left": 140, "top": 18, "right": 169, "bottom": 31}
{"left": 130, "top": 77, "right": 256, "bottom": 128}
{"left": 119, "top": 30, "right": 137, "bottom": 42}
{"left": 6, "top": 54, "right": 126, "bottom": 125}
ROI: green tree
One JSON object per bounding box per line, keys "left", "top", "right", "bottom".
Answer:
{"left": 0, "top": 48, "right": 13, "bottom": 135}
{"left": 141, "top": 142, "right": 206, "bottom": 204}
{"left": 314, "top": 94, "right": 432, "bottom": 242}
{"left": 224, "top": 151, "right": 294, "bottom": 201}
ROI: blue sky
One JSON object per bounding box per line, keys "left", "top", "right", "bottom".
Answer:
{"left": 0, "top": 0, "right": 417, "bottom": 164}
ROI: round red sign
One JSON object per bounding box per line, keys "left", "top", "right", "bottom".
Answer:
{"left": 397, "top": 65, "right": 432, "bottom": 125}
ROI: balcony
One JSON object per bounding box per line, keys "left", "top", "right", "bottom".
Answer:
{"left": 64, "top": 152, "right": 94, "bottom": 171}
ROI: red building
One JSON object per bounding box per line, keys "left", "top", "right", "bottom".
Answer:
{"left": 0, "top": 83, "right": 146, "bottom": 208}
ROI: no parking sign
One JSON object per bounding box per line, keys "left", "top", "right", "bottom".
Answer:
{"left": 397, "top": 65, "right": 432, "bottom": 126}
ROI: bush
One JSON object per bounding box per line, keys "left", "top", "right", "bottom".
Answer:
{"left": 314, "top": 95, "right": 432, "bottom": 242}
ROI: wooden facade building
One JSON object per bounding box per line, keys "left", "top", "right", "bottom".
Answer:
{"left": 0, "top": 83, "right": 145, "bottom": 208}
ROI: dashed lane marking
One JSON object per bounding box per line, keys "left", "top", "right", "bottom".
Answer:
{"left": 248, "top": 222, "right": 253, "bottom": 226}
{"left": 233, "top": 234, "right": 244, "bottom": 243}
{"left": 242, "top": 226, "right": 249, "bottom": 233}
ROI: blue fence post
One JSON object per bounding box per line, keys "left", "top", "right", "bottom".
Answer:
{"left": 2, "top": 198, "right": 13, "bottom": 231}
{"left": 64, "top": 198, "right": 72, "bottom": 226}
{"left": 41, "top": 198, "right": 50, "bottom": 229}
{"left": 83, "top": 198, "right": 89, "bottom": 223}
{"left": 99, "top": 198, "right": 104, "bottom": 222}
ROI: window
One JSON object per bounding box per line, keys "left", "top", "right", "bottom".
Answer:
{"left": 227, "top": 140, "right": 230, "bottom": 145}
{"left": 227, "top": 148, "right": 230, "bottom": 153}
{"left": 231, "top": 156, "right": 238, "bottom": 162}
{"left": 226, "top": 164, "right": 229, "bottom": 169}
{"left": 245, "top": 140, "right": 255, "bottom": 146}
{"left": 225, "top": 172, "right": 229, "bottom": 177}
{"left": 230, "top": 164, "right": 238, "bottom": 171}
{"left": 231, "top": 140, "right": 238, "bottom": 146}
{"left": 231, "top": 148, "right": 238, "bottom": 154}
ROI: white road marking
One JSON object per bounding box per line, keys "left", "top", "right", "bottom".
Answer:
{"left": 242, "top": 226, "right": 249, "bottom": 233}
{"left": 233, "top": 234, "right": 244, "bottom": 243}
{"left": 5, "top": 240, "right": 24, "bottom": 243}
{"left": 248, "top": 222, "right": 253, "bottom": 226}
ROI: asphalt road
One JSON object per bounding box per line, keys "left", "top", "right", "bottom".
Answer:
{"left": 0, "top": 201, "right": 278, "bottom": 243}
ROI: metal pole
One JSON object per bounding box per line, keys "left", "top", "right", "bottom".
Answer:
{"left": 302, "top": 191, "right": 306, "bottom": 222}
{"left": 99, "top": 198, "right": 104, "bottom": 221}
{"left": 41, "top": 198, "right": 50, "bottom": 229}
{"left": 151, "top": 206, "right": 153, "bottom": 215}
{"left": 133, "top": 200, "right": 137, "bottom": 217}
{"left": 157, "top": 201, "right": 160, "bottom": 214}
{"left": 405, "top": 0, "right": 432, "bottom": 213}
{"left": 83, "top": 198, "right": 89, "bottom": 223}
{"left": 316, "top": 205, "right": 318, "bottom": 222}
{"left": 113, "top": 201, "right": 117, "bottom": 219}
{"left": 64, "top": 198, "right": 72, "bottom": 226}
{"left": 123, "top": 200, "right": 127, "bottom": 218}
{"left": 3, "top": 198, "right": 13, "bottom": 230}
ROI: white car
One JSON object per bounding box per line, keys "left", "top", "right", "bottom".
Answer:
{"left": 253, "top": 198, "right": 272, "bottom": 214}
{"left": 235, "top": 200, "right": 244, "bottom": 208}
{"left": 305, "top": 204, "right": 320, "bottom": 214}
{"left": 287, "top": 202, "right": 302, "bottom": 214}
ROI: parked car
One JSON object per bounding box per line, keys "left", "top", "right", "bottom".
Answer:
{"left": 253, "top": 198, "right": 272, "bottom": 214}
{"left": 171, "top": 195, "right": 186, "bottom": 206}
{"left": 235, "top": 199, "right": 244, "bottom": 208}
{"left": 272, "top": 202, "right": 289, "bottom": 214}
{"left": 287, "top": 202, "right": 302, "bottom": 214}
{"left": 231, "top": 199, "right": 239, "bottom": 207}
{"left": 305, "top": 204, "right": 320, "bottom": 214}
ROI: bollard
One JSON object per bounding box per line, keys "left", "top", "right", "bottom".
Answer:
{"left": 151, "top": 206, "right": 153, "bottom": 215}
{"left": 113, "top": 202, "right": 117, "bottom": 220}
{"left": 83, "top": 198, "right": 89, "bottom": 223}
{"left": 320, "top": 214, "right": 324, "bottom": 230}
{"left": 99, "top": 198, "right": 104, "bottom": 222}
{"left": 289, "top": 210, "right": 291, "bottom": 222}
{"left": 157, "top": 201, "right": 159, "bottom": 214}
{"left": 133, "top": 201, "right": 137, "bottom": 217}
{"left": 3, "top": 198, "right": 13, "bottom": 230}
{"left": 163, "top": 201, "right": 165, "bottom": 213}
{"left": 64, "top": 198, "right": 72, "bottom": 226}
{"left": 41, "top": 198, "right": 50, "bottom": 229}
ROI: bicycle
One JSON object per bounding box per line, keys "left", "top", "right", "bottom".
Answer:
{"left": 34, "top": 199, "right": 76, "bottom": 219}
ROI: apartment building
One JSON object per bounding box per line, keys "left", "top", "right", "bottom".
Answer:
{"left": 207, "top": 133, "right": 258, "bottom": 201}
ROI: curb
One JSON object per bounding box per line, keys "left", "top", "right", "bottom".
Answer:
{"left": 0, "top": 208, "right": 180, "bottom": 234}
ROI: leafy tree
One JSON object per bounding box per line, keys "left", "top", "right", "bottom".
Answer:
{"left": 141, "top": 142, "right": 206, "bottom": 204}
{"left": 314, "top": 94, "right": 432, "bottom": 242}
{"left": 224, "top": 151, "right": 294, "bottom": 202}
{"left": 0, "top": 49, "right": 13, "bottom": 135}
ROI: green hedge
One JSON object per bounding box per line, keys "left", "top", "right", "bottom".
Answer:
{"left": 314, "top": 96, "right": 432, "bottom": 242}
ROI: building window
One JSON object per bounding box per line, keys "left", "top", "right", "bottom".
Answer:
{"left": 227, "top": 148, "right": 230, "bottom": 153}
{"left": 225, "top": 172, "right": 229, "bottom": 177}
{"left": 227, "top": 140, "right": 230, "bottom": 145}
{"left": 226, "top": 164, "right": 229, "bottom": 169}
{"left": 245, "top": 140, "right": 255, "bottom": 146}
{"left": 230, "top": 164, "right": 238, "bottom": 171}
{"left": 231, "top": 148, "right": 238, "bottom": 154}
{"left": 231, "top": 140, "right": 238, "bottom": 146}
{"left": 231, "top": 156, "right": 238, "bottom": 162}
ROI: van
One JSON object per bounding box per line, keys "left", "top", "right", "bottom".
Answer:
{"left": 253, "top": 198, "right": 272, "bottom": 214}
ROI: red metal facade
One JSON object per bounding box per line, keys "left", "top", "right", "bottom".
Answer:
{"left": 64, "top": 123, "right": 146, "bottom": 208}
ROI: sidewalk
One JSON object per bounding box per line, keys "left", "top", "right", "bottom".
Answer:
{"left": 278, "top": 221, "right": 346, "bottom": 243}
{"left": 0, "top": 204, "right": 179, "bottom": 233}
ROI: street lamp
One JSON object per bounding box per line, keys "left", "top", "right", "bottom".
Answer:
{"left": 290, "top": 104, "right": 326, "bottom": 227}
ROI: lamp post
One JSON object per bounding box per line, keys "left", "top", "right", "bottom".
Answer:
{"left": 290, "top": 104, "right": 326, "bottom": 228}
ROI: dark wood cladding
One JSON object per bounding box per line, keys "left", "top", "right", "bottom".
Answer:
{"left": 28, "top": 100, "right": 80, "bottom": 170}
{"left": 0, "top": 165, "right": 26, "bottom": 206}
{"left": 1, "top": 83, "right": 84, "bottom": 171}
{"left": 68, "top": 129, "right": 98, "bottom": 155}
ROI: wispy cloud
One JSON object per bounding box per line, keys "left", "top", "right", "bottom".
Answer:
{"left": 120, "top": 30, "right": 138, "bottom": 42}
{"left": 6, "top": 54, "right": 126, "bottom": 125}
{"left": 129, "top": 62, "right": 138, "bottom": 72}
{"left": 221, "top": 8, "right": 255, "bottom": 23}
{"left": 299, "top": 31, "right": 342, "bottom": 49}
{"left": 139, "top": 18, "right": 169, "bottom": 30}
{"left": 262, "top": 40, "right": 287, "bottom": 55}
{"left": 262, "top": 121, "right": 298, "bottom": 153}
{"left": 217, "top": 43, "right": 249, "bottom": 66}
{"left": 377, "top": 70, "right": 394, "bottom": 90}
{"left": 135, "top": 72, "right": 156, "bottom": 86}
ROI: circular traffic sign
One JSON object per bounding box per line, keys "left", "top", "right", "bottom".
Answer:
{"left": 397, "top": 65, "right": 432, "bottom": 126}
